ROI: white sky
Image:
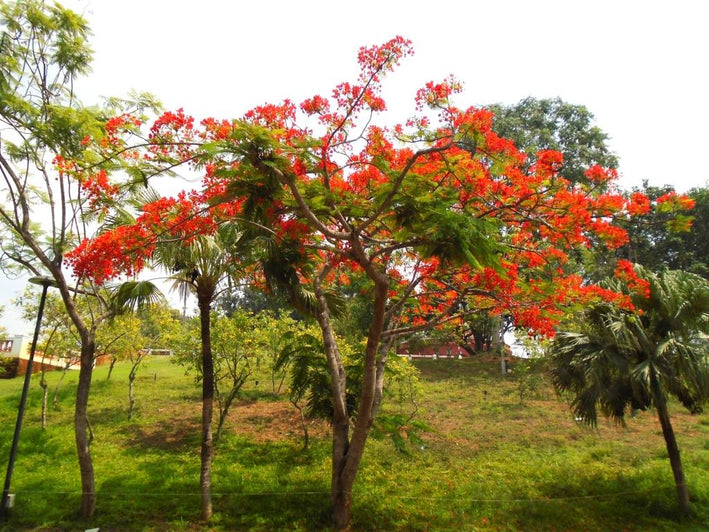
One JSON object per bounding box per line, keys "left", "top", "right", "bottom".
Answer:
{"left": 2, "top": 0, "right": 708, "bottom": 334}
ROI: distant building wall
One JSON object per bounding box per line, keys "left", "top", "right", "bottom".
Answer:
{"left": 0, "top": 335, "right": 30, "bottom": 357}
{"left": 397, "top": 342, "right": 470, "bottom": 359}
{"left": 0, "top": 335, "right": 113, "bottom": 378}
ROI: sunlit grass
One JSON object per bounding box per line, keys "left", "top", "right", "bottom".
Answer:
{"left": 0, "top": 355, "right": 707, "bottom": 530}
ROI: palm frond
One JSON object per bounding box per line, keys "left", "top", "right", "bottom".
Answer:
{"left": 550, "top": 265, "right": 709, "bottom": 426}
{"left": 110, "top": 280, "right": 164, "bottom": 313}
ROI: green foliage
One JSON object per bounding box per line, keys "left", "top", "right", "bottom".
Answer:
{"left": 249, "top": 310, "right": 307, "bottom": 392}
{"left": 512, "top": 356, "right": 548, "bottom": 404}
{"left": 217, "top": 285, "right": 291, "bottom": 317}
{"left": 279, "top": 331, "right": 429, "bottom": 451}
{"left": 0, "top": 356, "right": 18, "bottom": 378}
{"left": 370, "top": 412, "right": 430, "bottom": 453}
{"left": 679, "top": 186, "right": 709, "bottom": 278}
{"left": 98, "top": 314, "right": 144, "bottom": 360}
{"left": 616, "top": 182, "right": 699, "bottom": 275}
{"left": 0, "top": 0, "right": 104, "bottom": 172}
{"left": 276, "top": 326, "right": 360, "bottom": 421}
{"left": 550, "top": 265, "right": 709, "bottom": 425}
{"left": 135, "top": 303, "right": 183, "bottom": 350}
{"left": 331, "top": 272, "right": 377, "bottom": 341}
{"left": 14, "top": 287, "right": 79, "bottom": 358}
{"left": 372, "top": 355, "right": 430, "bottom": 452}
{"left": 109, "top": 280, "right": 165, "bottom": 314}
{"left": 488, "top": 97, "right": 618, "bottom": 185}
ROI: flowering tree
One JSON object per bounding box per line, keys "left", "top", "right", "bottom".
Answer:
{"left": 0, "top": 1, "right": 163, "bottom": 518}
{"left": 65, "top": 37, "right": 696, "bottom": 528}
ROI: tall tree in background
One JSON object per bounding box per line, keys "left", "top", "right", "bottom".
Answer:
{"left": 488, "top": 97, "right": 618, "bottom": 185}
{"left": 460, "top": 97, "right": 620, "bottom": 349}
{"left": 550, "top": 264, "right": 709, "bottom": 515}
{"left": 680, "top": 186, "right": 709, "bottom": 277}
{"left": 617, "top": 182, "right": 707, "bottom": 278}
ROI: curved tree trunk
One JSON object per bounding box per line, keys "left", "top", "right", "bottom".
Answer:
{"left": 75, "top": 337, "right": 96, "bottom": 519}
{"left": 651, "top": 372, "right": 691, "bottom": 516}
{"left": 198, "top": 292, "right": 214, "bottom": 521}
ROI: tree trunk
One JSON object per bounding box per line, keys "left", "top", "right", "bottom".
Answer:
{"left": 214, "top": 387, "right": 239, "bottom": 444}
{"left": 40, "top": 373, "right": 48, "bottom": 430}
{"left": 198, "top": 292, "right": 214, "bottom": 521}
{"left": 318, "top": 263, "right": 389, "bottom": 530}
{"left": 107, "top": 356, "right": 117, "bottom": 380}
{"left": 331, "top": 416, "right": 354, "bottom": 530}
{"left": 312, "top": 276, "right": 354, "bottom": 529}
{"left": 128, "top": 375, "right": 135, "bottom": 420}
{"left": 75, "top": 338, "right": 96, "bottom": 519}
{"left": 128, "top": 355, "right": 143, "bottom": 420}
{"left": 651, "top": 372, "right": 691, "bottom": 516}
{"left": 292, "top": 400, "right": 309, "bottom": 450}
{"left": 53, "top": 363, "right": 70, "bottom": 408}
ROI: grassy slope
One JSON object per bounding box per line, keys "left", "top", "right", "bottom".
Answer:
{"left": 0, "top": 355, "right": 707, "bottom": 531}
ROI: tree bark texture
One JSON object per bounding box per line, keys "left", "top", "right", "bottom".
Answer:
{"left": 198, "top": 293, "right": 214, "bottom": 521}
{"left": 651, "top": 372, "right": 691, "bottom": 516}
{"left": 75, "top": 338, "right": 96, "bottom": 519}
{"left": 317, "top": 271, "right": 390, "bottom": 530}
{"left": 40, "top": 376, "right": 48, "bottom": 430}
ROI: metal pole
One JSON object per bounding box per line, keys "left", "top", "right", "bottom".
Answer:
{"left": 0, "top": 279, "right": 51, "bottom": 521}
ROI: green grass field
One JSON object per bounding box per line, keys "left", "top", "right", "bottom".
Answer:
{"left": 0, "top": 355, "right": 707, "bottom": 531}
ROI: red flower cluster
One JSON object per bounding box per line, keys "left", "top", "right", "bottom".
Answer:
{"left": 66, "top": 225, "right": 154, "bottom": 285}
{"left": 615, "top": 259, "right": 651, "bottom": 299}
{"left": 80, "top": 169, "right": 120, "bottom": 213}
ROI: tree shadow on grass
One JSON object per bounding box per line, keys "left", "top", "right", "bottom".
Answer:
{"left": 116, "top": 417, "right": 201, "bottom": 453}
{"left": 487, "top": 471, "right": 704, "bottom": 531}
{"left": 214, "top": 484, "right": 332, "bottom": 530}
{"left": 93, "top": 448, "right": 331, "bottom": 530}
{"left": 85, "top": 423, "right": 334, "bottom": 529}
{"left": 342, "top": 465, "right": 709, "bottom": 532}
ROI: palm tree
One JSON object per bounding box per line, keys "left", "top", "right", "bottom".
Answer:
{"left": 550, "top": 265, "right": 709, "bottom": 516}
{"left": 153, "top": 231, "right": 238, "bottom": 521}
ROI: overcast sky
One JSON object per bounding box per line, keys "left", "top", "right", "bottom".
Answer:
{"left": 2, "top": 0, "right": 708, "bottom": 334}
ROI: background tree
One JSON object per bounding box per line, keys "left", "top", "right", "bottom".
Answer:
{"left": 550, "top": 264, "right": 709, "bottom": 516}
{"left": 678, "top": 186, "right": 709, "bottom": 277}
{"left": 16, "top": 287, "right": 79, "bottom": 425}
{"left": 478, "top": 96, "right": 620, "bottom": 350}
{"left": 172, "top": 311, "right": 257, "bottom": 443}
{"left": 250, "top": 310, "right": 305, "bottom": 393}
{"left": 97, "top": 314, "right": 149, "bottom": 418}
{"left": 210, "top": 312, "right": 255, "bottom": 442}
{"left": 487, "top": 97, "right": 618, "bottom": 185}
{"left": 217, "top": 284, "right": 291, "bottom": 317}
{"left": 615, "top": 181, "right": 696, "bottom": 273}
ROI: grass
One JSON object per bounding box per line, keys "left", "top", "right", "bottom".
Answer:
{"left": 0, "top": 354, "right": 707, "bottom": 530}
